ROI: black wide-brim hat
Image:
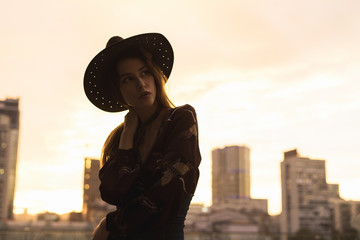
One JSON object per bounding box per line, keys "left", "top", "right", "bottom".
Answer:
{"left": 84, "top": 33, "right": 174, "bottom": 112}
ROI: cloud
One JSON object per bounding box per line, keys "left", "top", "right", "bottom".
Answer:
{"left": 169, "top": 0, "right": 360, "bottom": 73}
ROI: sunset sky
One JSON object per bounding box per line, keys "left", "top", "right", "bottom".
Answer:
{"left": 1, "top": 0, "right": 360, "bottom": 216}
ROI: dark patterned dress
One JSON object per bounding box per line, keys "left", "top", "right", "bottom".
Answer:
{"left": 98, "top": 104, "right": 201, "bottom": 240}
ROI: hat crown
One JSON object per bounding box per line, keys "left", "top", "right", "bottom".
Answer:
{"left": 106, "top": 36, "right": 124, "bottom": 48}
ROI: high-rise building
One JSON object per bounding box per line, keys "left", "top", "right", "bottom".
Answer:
{"left": 329, "top": 198, "right": 360, "bottom": 234}
{"left": 212, "top": 145, "right": 251, "bottom": 205}
{"left": 0, "top": 98, "right": 20, "bottom": 220}
{"left": 280, "top": 149, "right": 339, "bottom": 239}
{"left": 83, "top": 157, "right": 101, "bottom": 221}
{"left": 83, "top": 157, "right": 114, "bottom": 223}
{"left": 211, "top": 145, "right": 267, "bottom": 214}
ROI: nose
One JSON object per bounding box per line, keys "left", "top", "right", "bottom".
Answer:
{"left": 136, "top": 77, "right": 146, "bottom": 89}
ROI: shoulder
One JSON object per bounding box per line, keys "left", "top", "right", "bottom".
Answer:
{"left": 168, "top": 104, "right": 197, "bottom": 123}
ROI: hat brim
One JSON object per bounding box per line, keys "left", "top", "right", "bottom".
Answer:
{"left": 84, "top": 33, "right": 174, "bottom": 112}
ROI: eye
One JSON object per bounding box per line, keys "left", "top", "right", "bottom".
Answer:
{"left": 120, "top": 76, "right": 133, "bottom": 84}
{"left": 141, "top": 69, "right": 152, "bottom": 76}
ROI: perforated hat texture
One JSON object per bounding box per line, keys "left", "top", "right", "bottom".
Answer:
{"left": 84, "top": 33, "right": 174, "bottom": 112}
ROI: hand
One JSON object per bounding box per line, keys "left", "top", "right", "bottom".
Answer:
{"left": 123, "top": 109, "right": 139, "bottom": 134}
{"left": 119, "top": 109, "right": 138, "bottom": 149}
{"left": 92, "top": 217, "right": 110, "bottom": 240}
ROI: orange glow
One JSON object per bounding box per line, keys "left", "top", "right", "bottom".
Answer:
{"left": 0, "top": 0, "right": 358, "bottom": 217}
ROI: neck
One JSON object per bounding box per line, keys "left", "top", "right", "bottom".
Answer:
{"left": 135, "top": 103, "right": 161, "bottom": 124}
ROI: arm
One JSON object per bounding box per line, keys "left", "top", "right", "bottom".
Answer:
{"left": 99, "top": 148, "right": 141, "bottom": 205}
{"left": 99, "top": 110, "right": 140, "bottom": 205}
{"left": 105, "top": 105, "right": 201, "bottom": 237}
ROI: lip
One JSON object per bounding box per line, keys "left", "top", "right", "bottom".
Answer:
{"left": 139, "top": 91, "right": 151, "bottom": 98}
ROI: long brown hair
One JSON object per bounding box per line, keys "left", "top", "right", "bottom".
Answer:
{"left": 100, "top": 47, "right": 174, "bottom": 167}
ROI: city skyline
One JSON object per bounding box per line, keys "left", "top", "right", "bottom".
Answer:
{"left": 1, "top": 0, "right": 360, "bottom": 216}
{"left": 8, "top": 145, "right": 357, "bottom": 219}
{"left": 7, "top": 140, "right": 359, "bottom": 218}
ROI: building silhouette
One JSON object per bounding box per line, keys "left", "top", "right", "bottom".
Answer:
{"left": 0, "top": 98, "right": 20, "bottom": 220}
{"left": 182, "top": 145, "right": 270, "bottom": 239}
{"left": 82, "top": 157, "right": 114, "bottom": 224}
{"left": 211, "top": 145, "right": 267, "bottom": 213}
{"left": 280, "top": 149, "right": 339, "bottom": 239}
{"left": 212, "top": 145, "right": 251, "bottom": 204}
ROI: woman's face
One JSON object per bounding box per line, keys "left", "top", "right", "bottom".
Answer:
{"left": 116, "top": 58, "right": 157, "bottom": 110}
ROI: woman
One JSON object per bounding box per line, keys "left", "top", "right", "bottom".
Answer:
{"left": 83, "top": 33, "right": 201, "bottom": 240}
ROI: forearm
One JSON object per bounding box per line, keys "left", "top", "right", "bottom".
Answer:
{"left": 118, "top": 109, "right": 138, "bottom": 150}
{"left": 99, "top": 148, "right": 141, "bottom": 205}
{"left": 118, "top": 130, "right": 134, "bottom": 149}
